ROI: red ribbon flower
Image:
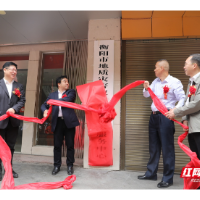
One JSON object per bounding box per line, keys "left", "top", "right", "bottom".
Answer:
{"left": 62, "top": 94, "right": 67, "bottom": 98}
{"left": 13, "top": 88, "right": 21, "bottom": 98}
{"left": 163, "top": 85, "right": 170, "bottom": 99}
{"left": 188, "top": 86, "right": 196, "bottom": 97}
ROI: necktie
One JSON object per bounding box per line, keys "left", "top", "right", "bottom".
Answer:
{"left": 189, "top": 81, "right": 195, "bottom": 102}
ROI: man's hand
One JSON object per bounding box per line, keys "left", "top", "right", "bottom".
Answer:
{"left": 165, "top": 107, "right": 176, "bottom": 120}
{"left": 143, "top": 81, "right": 150, "bottom": 90}
{"left": 7, "top": 108, "right": 15, "bottom": 114}
{"left": 183, "top": 120, "right": 189, "bottom": 132}
{"left": 43, "top": 110, "right": 49, "bottom": 118}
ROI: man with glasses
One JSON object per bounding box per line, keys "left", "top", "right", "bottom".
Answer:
{"left": 166, "top": 54, "right": 200, "bottom": 162}
{"left": 0, "top": 62, "right": 26, "bottom": 181}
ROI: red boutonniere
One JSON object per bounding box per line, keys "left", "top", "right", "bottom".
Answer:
{"left": 62, "top": 94, "right": 67, "bottom": 98}
{"left": 163, "top": 85, "right": 170, "bottom": 99}
{"left": 13, "top": 88, "right": 21, "bottom": 98}
{"left": 188, "top": 86, "right": 196, "bottom": 97}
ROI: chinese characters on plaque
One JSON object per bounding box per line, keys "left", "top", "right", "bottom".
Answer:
{"left": 93, "top": 40, "right": 114, "bottom": 102}
{"left": 93, "top": 40, "right": 114, "bottom": 162}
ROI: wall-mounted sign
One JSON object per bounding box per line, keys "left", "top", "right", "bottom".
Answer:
{"left": 93, "top": 40, "right": 114, "bottom": 102}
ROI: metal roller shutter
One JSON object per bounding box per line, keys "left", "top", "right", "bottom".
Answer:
{"left": 121, "top": 39, "right": 200, "bottom": 173}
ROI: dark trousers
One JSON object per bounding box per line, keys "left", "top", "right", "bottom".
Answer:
{"left": 0, "top": 119, "right": 19, "bottom": 171}
{"left": 188, "top": 132, "right": 200, "bottom": 160}
{"left": 54, "top": 117, "right": 75, "bottom": 167}
{"left": 145, "top": 113, "right": 175, "bottom": 184}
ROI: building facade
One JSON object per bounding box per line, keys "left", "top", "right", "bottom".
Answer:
{"left": 0, "top": 11, "right": 200, "bottom": 172}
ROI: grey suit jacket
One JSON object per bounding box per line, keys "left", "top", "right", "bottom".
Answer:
{"left": 0, "top": 78, "right": 26, "bottom": 129}
{"left": 174, "top": 75, "right": 200, "bottom": 133}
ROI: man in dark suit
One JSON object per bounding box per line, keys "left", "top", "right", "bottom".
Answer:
{"left": 41, "top": 75, "right": 80, "bottom": 175}
{"left": 0, "top": 62, "right": 26, "bottom": 181}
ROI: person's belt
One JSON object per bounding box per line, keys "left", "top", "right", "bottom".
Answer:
{"left": 152, "top": 109, "right": 170, "bottom": 115}
{"left": 58, "top": 116, "right": 64, "bottom": 119}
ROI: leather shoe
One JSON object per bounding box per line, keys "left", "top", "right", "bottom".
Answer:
{"left": 12, "top": 170, "right": 18, "bottom": 178}
{"left": 52, "top": 166, "right": 60, "bottom": 175}
{"left": 157, "top": 181, "right": 173, "bottom": 188}
{"left": 2, "top": 170, "right": 18, "bottom": 178}
{"left": 67, "top": 166, "right": 74, "bottom": 175}
{"left": 138, "top": 175, "right": 157, "bottom": 180}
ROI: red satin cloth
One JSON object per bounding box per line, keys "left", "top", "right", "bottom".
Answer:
{"left": 48, "top": 80, "right": 145, "bottom": 166}
{"left": 0, "top": 106, "right": 52, "bottom": 124}
{"left": 0, "top": 80, "right": 198, "bottom": 189}
{"left": 178, "top": 132, "right": 200, "bottom": 189}
{"left": 13, "top": 176, "right": 76, "bottom": 190}
{"left": 47, "top": 80, "right": 200, "bottom": 188}
{"left": 147, "top": 88, "right": 200, "bottom": 189}
{"left": 0, "top": 136, "right": 76, "bottom": 190}
{"left": 0, "top": 136, "right": 14, "bottom": 189}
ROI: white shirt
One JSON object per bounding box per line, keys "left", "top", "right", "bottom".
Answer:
{"left": 143, "top": 75, "right": 185, "bottom": 111}
{"left": 185, "top": 72, "right": 200, "bottom": 105}
{"left": 3, "top": 78, "right": 14, "bottom": 99}
{"left": 58, "top": 90, "right": 63, "bottom": 117}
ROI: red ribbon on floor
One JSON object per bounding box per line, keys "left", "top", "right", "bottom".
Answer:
{"left": 0, "top": 80, "right": 198, "bottom": 189}
{"left": 0, "top": 135, "right": 76, "bottom": 190}
{"left": 13, "top": 175, "right": 76, "bottom": 190}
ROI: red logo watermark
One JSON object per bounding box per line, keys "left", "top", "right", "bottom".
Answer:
{"left": 181, "top": 167, "right": 200, "bottom": 182}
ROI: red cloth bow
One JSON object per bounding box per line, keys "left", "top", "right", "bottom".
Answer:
{"left": 188, "top": 86, "right": 196, "bottom": 97}
{"left": 13, "top": 88, "right": 21, "bottom": 98}
{"left": 163, "top": 85, "right": 170, "bottom": 99}
{"left": 62, "top": 94, "right": 67, "bottom": 98}
{"left": 98, "top": 103, "right": 117, "bottom": 123}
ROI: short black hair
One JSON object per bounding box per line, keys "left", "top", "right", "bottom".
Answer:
{"left": 56, "top": 75, "right": 68, "bottom": 88}
{"left": 2, "top": 61, "right": 17, "bottom": 69}
{"left": 190, "top": 54, "right": 200, "bottom": 68}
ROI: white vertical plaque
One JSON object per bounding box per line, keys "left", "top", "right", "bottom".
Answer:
{"left": 93, "top": 40, "right": 114, "bottom": 102}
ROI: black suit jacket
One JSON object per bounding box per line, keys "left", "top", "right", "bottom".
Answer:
{"left": 0, "top": 78, "right": 26, "bottom": 129}
{"left": 41, "top": 89, "right": 80, "bottom": 132}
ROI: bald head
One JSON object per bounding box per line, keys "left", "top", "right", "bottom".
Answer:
{"left": 157, "top": 59, "right": 169, "bottom": 72}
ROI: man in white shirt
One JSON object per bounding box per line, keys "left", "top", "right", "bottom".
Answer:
{"left": 0, "top": 62, "right": 26, "bottom": 181}
{"left": 166, "top": 54, "right": 200, "bottom": 162}
{"left": 138, "top": 59, "right": 185, "bottom": 188}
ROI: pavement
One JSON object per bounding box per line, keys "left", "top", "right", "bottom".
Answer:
{"left": 0, "top": 153, "right": 184, "bottom": 190}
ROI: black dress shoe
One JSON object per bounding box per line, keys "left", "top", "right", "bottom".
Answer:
{"left": 157, "top": 181, "right": 173, "bottom": 188}
{"left": 67, "top": 166, "right": 74, "bottom": 175}
{"left": 52, "top": 166, "right": 60, "bottom": 175}
{"left": 12, "top": 170, "right": 18, "bottom": 178}
{"left": 138, "top": 175, "right": 157, "bottom": 180}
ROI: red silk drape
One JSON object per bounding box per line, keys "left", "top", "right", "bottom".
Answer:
{"left": 0, "top": 136, "right": 76, "bottom": 190}
{"left": 0, "top": 80, "right": 198, "bottom": 189}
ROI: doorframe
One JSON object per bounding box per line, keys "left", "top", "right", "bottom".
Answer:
{"left": 120, "top": 40, "right": 126, "bottom": 170}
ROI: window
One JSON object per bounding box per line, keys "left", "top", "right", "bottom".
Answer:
{"left": 36, "top": 53, "right": 64, "bottom": 145}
